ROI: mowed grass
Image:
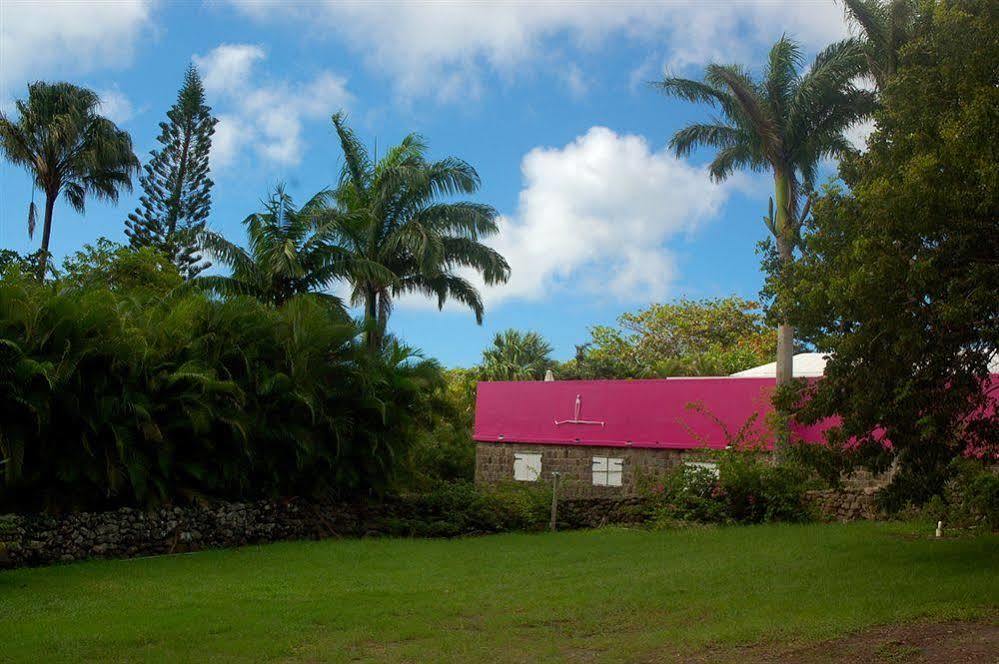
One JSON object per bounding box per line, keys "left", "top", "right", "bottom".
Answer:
{"left": 1, "top": 521, "right": 996, "bottom": 663}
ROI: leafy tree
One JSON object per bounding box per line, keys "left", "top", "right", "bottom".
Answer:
{"left": 561, "top": 297, "right": 774, "bottom": 379}
{"left": 0, "top": 250, "right": 52, "bottom": 280}
{"left": 655, "top": 37, "right": 875, "bottom": 384}
{"left": 197, "top": 186, "right": 386, "bottom": 309}
{"left": 480, "top": 329, "right": 554, "bottom": 381}
{"left": 125, "top": 66, "right": 217, "bottom": 278}
{"left": 404, "top": 368, "right": 480, "bottom": 485}
{"left": 775, "top": 0, "right": 998, "bottom": 503}
{"left": 322, "top": 113, "right": 510, "bottom": 350}
{"left": 0, "top": 82, "right": 139, "bottom": 279}
{"left": 60, "top": 238, "right": 182, "bottom": 294}
{"left": 842, "top": 0, "right": 920, "bottom": 89}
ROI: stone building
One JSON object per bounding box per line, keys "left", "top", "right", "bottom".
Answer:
{"left": 474, "top": 352, "right": 999, "bottom": 501}
{"left": 474, "top": 355, "right": 835, "bottom": 498}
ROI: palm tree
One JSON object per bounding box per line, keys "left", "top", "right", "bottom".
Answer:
{"left": 197, "top": 186, "right": 388, "bottom": 309}
{"left": 480, "top": 329, "right": 554, "bottom": 381}
{"left": 321, "top": 113, "right": 510, "bottom": 350}
{"left": 841, "top": 0, "right": 919, "bottom": 89}
{"left": 0, "top": 82, "right": 139, "bottom": 279}
{"left": 656, "top": 36, "right": 875, "bottom": 385}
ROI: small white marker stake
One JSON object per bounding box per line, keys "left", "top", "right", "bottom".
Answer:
{"left": 935, "top": 520, "right": 943, "bottom": 538}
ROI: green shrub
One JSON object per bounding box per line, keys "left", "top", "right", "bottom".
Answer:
{"left": 0, "top": 268, "right": 442, "bottom": 513}
{"left": 383, "top": 481, "right": 551, "bottom": 537}
{"left": 401, "top": 369, "right": 479, "bottom": 488}
{"left": 649, "top": 452, "right": 816, "bottom": 525}
{"left": 650, "top": 465, "right": 729, "bottom": 524}
{"left": 940, "top": 459, "right": 999, "bottom": 530}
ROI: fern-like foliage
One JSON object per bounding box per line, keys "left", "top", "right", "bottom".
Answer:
{"left": 0, "top": 270, "right": 443, "bottom": 512}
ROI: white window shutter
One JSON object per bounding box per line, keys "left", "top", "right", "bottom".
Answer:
{"left": 513, "top": 453, "right": 542, "bottom": 481}
{"left": 607, "top": 458, "right": 624, "bottom": 486}
{"left": 592, "top": 456, "right": 608, "bottom": 486}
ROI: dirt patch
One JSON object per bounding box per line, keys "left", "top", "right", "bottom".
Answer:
{"left": 685, "top": 620, "right": 998, "bottom": 663}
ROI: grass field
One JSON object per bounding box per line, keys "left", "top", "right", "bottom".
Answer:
{"left": 1, "top": 521, "right": 996, "bottom": 662}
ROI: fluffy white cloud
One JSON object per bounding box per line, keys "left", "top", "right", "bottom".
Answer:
{"left": 1, "top": 1, "right": 154, "bottom": 91}
{"left": 97, "top": 88, "right": 136, "bottom": 125}
{"left": 210, "top": 113, "right": 249, "bottom": 169}
{"left": 193, "top": 45, "right": 352, "bottom": 167}
{"left": 193, "top": 44, "right": 264, "bottom": 95}
{"left": 401, "top": 127, "right": 737, "bottom": 310}
{"left": 224, "top": 1, "right": 848, "bottom": 101}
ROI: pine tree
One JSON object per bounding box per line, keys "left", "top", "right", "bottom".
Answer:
{"left": 126, "top": 65, "right": 217, "bottom": 278}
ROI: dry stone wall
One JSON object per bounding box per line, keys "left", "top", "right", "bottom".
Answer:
{"left": 807, "top": 488, "right": 881, "bottom": 521}
{"left": 0, "top": 494, "right": 656, "bottom": 570}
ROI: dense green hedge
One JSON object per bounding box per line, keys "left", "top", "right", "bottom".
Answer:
{"left": 646, "top": 452, "right": 819, "bottom": 525}
{"left": 0, "top": 270, "right": 442, "bottom": 512}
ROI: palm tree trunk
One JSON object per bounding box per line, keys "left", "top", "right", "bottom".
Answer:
{"left": 773, "top": 171, "right": 794, "bottom": 386}
{"left": 37, "top": 191, "right": 56, "bottom": 280}
{"left": 775, "top": 238, "right": 795, "bottom": 386}
{"left": 364, "top": 287, "right": 380, "bottom": 351}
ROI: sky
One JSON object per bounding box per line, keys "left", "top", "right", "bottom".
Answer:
{"left": 0, "top": 1, "right": 868, "bottom": 367}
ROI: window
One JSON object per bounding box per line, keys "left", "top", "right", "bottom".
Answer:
{"left": 592, "top": 456, "right": 624, "bottom": 486}
{"left": 513, "top": 453, "right": 542, "bottom": 482}
{"left": 685, "top": 461, "right": 719, "bottom": 478}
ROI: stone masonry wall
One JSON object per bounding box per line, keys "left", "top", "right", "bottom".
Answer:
{"left": 475, "top": 441, "right": 701, "bottom": 498}
{"left": 0, "top": 500, "right": 340, "bottom": 569}
{"left": 0, "top": 495, "right": 657, "bottom": 570}
{"left": 807, "top": 488, "right": 880, "bottom": 521}
{"left": 806, "top": 466, "right": 896, "bottom": 521}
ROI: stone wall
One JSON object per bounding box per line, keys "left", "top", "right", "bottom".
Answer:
{"left": 807, "top": 488, "right": 881, "bottom": 521}
{"left": 475, "top": 441, "right": 700, "bottom": 498}
{"left": 0, "top": 500, "right": 344, "bottom": 568}
{"left": 803, "top": 465, "right": 896, "bottom": 521}
{"left": 0, "top": 494, "right": 657, "bottom": 570}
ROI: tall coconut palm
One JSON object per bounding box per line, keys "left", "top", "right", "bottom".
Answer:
{"left": 0, "top": 82, "right": 139, "bottom": 279}
{"left": 197, "top": 186, "right": 389, "bottom": 309}
{"left": 321, "top": 113, "right": 510, "bottom": 350}
{"left": 656, "top": 36, "right": 876, "bottom": 385}
{"left": 841, "top": 0, "right": 919, "bottom": 89}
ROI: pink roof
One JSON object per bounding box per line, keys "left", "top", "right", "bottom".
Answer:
{"left": 474, "top": 378, "right": 832, "bottom": 450}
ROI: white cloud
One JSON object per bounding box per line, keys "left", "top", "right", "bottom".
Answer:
{"left": 97, "top": 88, "right": 135, "bottom": 125}
{"left": 0, "top": 0, "right": 154, "bottom": 92}
{"left": 193, "top": 45, "right": 352, "bottom": 167}
{"left": 210, "top": 113, "right": 249, "bottom": 169}
{"left": 401, "top": 127, "right": 737, "bottom": 310}
{"left": 561, "top": 63, "right": 589, "bottom": 99}
{"left": 193, "top": 44, "right": 265, "bottom": 95}
{"left": 224, "top": 1, "right": 848, "bottom": 101}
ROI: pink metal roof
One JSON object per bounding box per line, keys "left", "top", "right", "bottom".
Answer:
{"left": 473, "top": 378, "right": 832, "bottom": 450}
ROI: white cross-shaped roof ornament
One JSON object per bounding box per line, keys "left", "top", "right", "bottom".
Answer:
{"left": 554, "top": 394, "right": 605, "bottom": 426}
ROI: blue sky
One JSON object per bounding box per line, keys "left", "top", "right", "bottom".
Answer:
{"left": 0, "top": 1, "right": 865, "bottom": 367}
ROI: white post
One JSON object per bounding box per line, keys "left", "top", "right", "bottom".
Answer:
{"left": 549, "top": 471, "right": 560, "bottom": 531}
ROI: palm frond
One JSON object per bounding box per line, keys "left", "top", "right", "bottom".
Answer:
{"left": 670, "top": 123, "right": 745, "bottom": 158}
{"left": 705, "top": 64, "right": 780, "bottom": 159}
{"left": 331, "top": 111, "right": 372, "bottom": 194}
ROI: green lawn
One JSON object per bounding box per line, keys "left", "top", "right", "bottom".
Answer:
{"left": 1, "top": 521, "right": 996, "bottom": 662}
